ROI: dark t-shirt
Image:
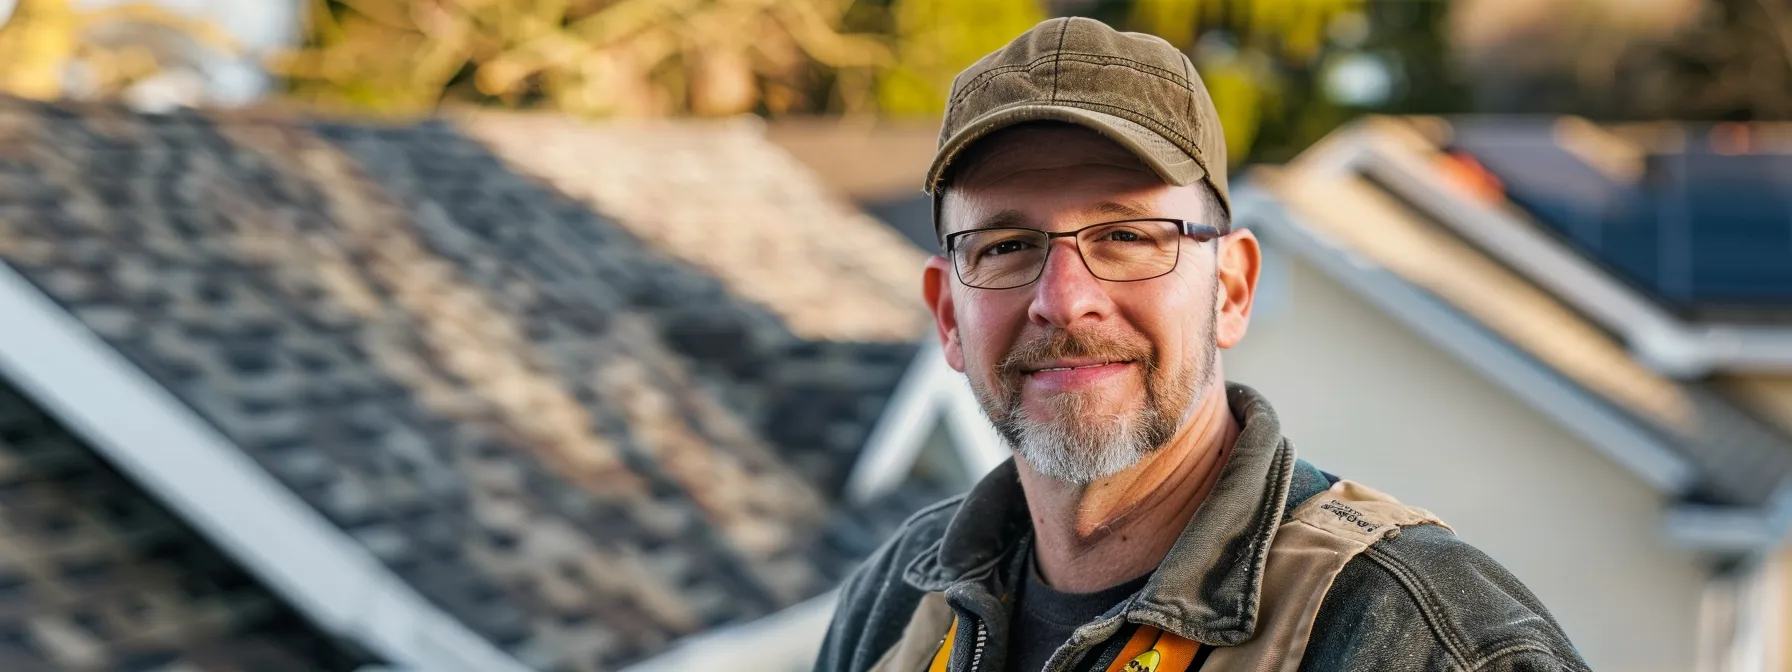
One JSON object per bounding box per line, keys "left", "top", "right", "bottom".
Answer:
{"left": 1005, "top": 552, "right": 1151, "bottom": 672}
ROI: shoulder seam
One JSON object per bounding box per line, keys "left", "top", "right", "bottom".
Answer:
{"left": 1361, "top": 544, "right": 1476, "bottom": 670}
{"left": 1466, "top": 640, "right": 1589, "bottom": 672}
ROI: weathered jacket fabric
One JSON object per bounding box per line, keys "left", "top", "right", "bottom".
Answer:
{"left": 816, "top": 384, "right": 1591, "bottom": 672}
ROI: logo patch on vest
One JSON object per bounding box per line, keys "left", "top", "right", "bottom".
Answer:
{"left": 1318, "top": 499, "right": 1383, "bottom": 534}
{"left": 1125, "top": 649, "right": 1161, "bottom": 672}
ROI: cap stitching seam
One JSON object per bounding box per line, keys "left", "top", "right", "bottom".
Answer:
{"left": 1181, "top": 53, "right": 1197, "bottom": 149}
{"left": 1050, "top": 19, "right": 1070, "bottom": 103}
{"left": 946, "top": 52, "right": 1197, "bottom": 107}
{"left": 1055, "top": 97, "right": 1214, "bottom": 181}
{"left": 1052, "top": 53, "right": 1194, "bottom": 89}
{"left": 948, "top": 52, "right": 1195, "bottom": 110}
{"left": 948, "top": 55, "right": 1057, "bottom": 106}
{"left": 1050, "top": 97, "right": 1199, "bottom": 157}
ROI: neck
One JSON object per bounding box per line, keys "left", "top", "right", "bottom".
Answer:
{"left": 1018, "top": 381, "right": 1240, "bottom": 593}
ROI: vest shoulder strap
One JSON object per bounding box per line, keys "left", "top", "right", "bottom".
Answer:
{"left": 1202, "top": 479, "right": 1450, "bottom": 671}
{"left": 870, "top": 592, "right": 954, "bottom": 672}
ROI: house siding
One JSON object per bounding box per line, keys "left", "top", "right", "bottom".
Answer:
{"left": 1227, "top": 253, "right": 1705, "bottom": 672}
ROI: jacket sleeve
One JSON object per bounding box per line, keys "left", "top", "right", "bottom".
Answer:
{"left": 813, "top": 504, "right": 953, "bottom": 672}
{"left": 1298, "top": 525, "right": 1592, "bottom": 672}
{"left": 814, "top": 556, "right": 879, "bottom": 672}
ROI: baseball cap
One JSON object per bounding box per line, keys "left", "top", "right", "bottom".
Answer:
{"left": 926, "top": 17, "right": 1230, "bottom": 228}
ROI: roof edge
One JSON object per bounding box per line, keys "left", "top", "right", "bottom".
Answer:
{"left": 1359, "top": 118, "right": 1792, "bottom": 378}
{"left": 0, "top": 262, "right": 530, "bottom": 672}
{"left": 622, "top": 589, "right": 839, "bottom": 671}
{"left": 844, "top": 339, "right": 1010, "bottom": 503}
{"left": 1234, "top": 182, "right": 1696, "bottom": 496}
{"left": 1664, "top": 504, "right": 1782, "bottom": 553}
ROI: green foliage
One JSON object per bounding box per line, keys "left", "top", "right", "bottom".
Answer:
{"left": 875, "top": 0, "right": 1046, "bottom": 116}
{"left": 278, "top": 0, "right": 893, "bottom": 117}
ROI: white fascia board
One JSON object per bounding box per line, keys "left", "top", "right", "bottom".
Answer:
{"left": 941, "top": 371, "right": 1012, "bottom": 479}
{"left": 844, "top": 340, "right": 950, "bottom": 504}
{"left": 845, "top": 340, "right": 1011, "bottom": 504}
{"left": 0, "top": 262, "right": 529, "bottom": 672}
{"left": 1234, "top": 185, "right": 1696, "bottom": 495}
{"left": 1664, "top": 505, "right": 1780, "bottom": 552}
{"left": 1357, "top": 138, "right": 1792, "bottom": 377}
{"left": 622, "top": 590, "right": 839, "bottom": 672}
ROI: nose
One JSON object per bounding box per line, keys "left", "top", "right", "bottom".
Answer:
{"left": 1027, "top": 238, "right": 1115, "bottom": 329}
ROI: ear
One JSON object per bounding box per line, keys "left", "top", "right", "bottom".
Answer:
{"left": 1214, "top": 229, "right": 1261, "bottom": 350}
{"left": 923, "top": 255, "right": 967, "bottom": 372}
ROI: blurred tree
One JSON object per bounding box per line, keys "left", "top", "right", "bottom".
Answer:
{"left": 277, "top": 0, "right": 893, "bottom": 117}
{"left": 0, "top": 0, "right": 235, "bottom": 102}
{"left": 1615, "top": 0, "right": 1792, "bottom": 120}
{"left": 872, "top": 0, "right": 1046, "bottom": 115}
{"left": 272, "top": 0, "right": 1470, "bottom": 166}
{"left": 1452, "top": 0, "right": 1792, "bottom": 122}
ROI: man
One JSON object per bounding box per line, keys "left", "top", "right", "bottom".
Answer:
{"left": 816, "top": 16, "right": 1589, "bottom": 672}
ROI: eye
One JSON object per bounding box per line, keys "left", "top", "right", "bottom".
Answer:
{"left": 978, "top": 238, "right": 1036, "bottom": 258}
{"left": 1093, "top": 227, "right": 1150, "bottom": 243}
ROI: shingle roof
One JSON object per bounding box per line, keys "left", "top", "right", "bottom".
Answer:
{"left": 0, "top": 377, "right": 366, "bottom": 672}
{"left": 0, "top": 96, "right": 936, "bottom": 670}
{"left": 1250, "top": 117, "right": 1792, "bottom": 509}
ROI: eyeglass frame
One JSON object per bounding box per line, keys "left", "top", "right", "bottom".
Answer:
{"left": 942, "top": 218, "right": 1228, "bottom": 290}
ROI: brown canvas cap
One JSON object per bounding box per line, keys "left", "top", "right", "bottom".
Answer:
{"left": 926, "top": 17, "right": 1230, "bottom": 220}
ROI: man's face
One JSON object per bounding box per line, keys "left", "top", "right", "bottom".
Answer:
{"left": 923, "top": 125, "right": 1253, "bottom": 485}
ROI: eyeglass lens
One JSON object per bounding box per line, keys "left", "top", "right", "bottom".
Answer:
{"left": 952, "top": 219, "right": 1184, "bottom": 290}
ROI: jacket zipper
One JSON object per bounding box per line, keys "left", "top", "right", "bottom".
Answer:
{"left": 966, "top": 619, "right": 988, "bottom": 672}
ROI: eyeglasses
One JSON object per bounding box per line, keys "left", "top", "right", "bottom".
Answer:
{"left": 944, "top": 218, "right": 1225, "bottom": 290}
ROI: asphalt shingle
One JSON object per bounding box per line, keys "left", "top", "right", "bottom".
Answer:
{"left": 0, "top": 377, "right": 367, "bottom": 672}
{"left": 0, "top": 96, "right": 934, "bottom": 670}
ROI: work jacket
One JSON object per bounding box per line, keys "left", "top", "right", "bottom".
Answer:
{"left": 816, "top": 384, "right": 1591, "bottom": 672}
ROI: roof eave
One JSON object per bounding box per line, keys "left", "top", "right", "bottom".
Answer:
{"left": 1664, "top": 504, "right": 1782, "bottom": 553}
{"left": 1233, "top": 181, "right": 1697, "bottom": 496}
{"left": 0, "top": 261, "right": 531, "bottom": 672}
{"left": 1359, "top": 118, "right": 1792, "bottom": 378}
{"left": 844, "top": 339, "right": 1010, "bottom": 504}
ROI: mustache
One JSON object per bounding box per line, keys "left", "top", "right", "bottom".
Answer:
{"left": 995, "top": 328, "right": 1155, "bottom": 378}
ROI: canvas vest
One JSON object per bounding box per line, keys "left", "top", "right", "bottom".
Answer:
{"left": 867, "top": 479, "right": 1452, "bottom": 672}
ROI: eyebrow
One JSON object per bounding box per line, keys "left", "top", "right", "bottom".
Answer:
{"left": 958, "top": 200, "right": 1160, "bottom": 234}
{"left": 968, "top": 209, "right": 1032, "bottom": 230}
{"left": 1089, "top": 200, "right": 1154, "bottom": 219}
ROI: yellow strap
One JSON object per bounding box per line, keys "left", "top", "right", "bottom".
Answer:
{"left": 924, "top": 620, "right": 1202, "bottom": 672}
{"left": 928, "top": 617, "right": 956, "bottom": 672}
{"left": 1111, "top": 626, "right": 1201, "bottom": 672}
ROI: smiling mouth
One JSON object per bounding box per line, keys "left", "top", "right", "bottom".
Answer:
{"left": 1027, "top": 361, "right": 1129, "bottom": 374}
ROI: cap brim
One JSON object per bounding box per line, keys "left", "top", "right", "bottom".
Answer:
{"left": 924, "top": 104, "right": 1205, "bottom": 194}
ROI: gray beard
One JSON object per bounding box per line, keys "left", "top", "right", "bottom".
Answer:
{"left": 970, "top": 315, "right": 1217, "bottom": 485}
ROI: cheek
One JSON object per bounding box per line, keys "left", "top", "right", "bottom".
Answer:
{"left": 954, "top": 291, "right": 1029, "bottom": 364}
{"left": 1116, "top": 278, "right": 1206, "bottom": 358}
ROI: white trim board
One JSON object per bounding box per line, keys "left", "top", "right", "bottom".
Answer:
{"left": 622, "top": 590, "right": 840, "bottom": 672}
{"left": 845, "top": 339, "right": 1008, "bottom": 504}
{"left": 0, "top": 261, "right": 530, "bottom": 672}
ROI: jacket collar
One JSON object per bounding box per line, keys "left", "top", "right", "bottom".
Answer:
{"left": 902, "top": 383, "right": 1297, "bottom": 646}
